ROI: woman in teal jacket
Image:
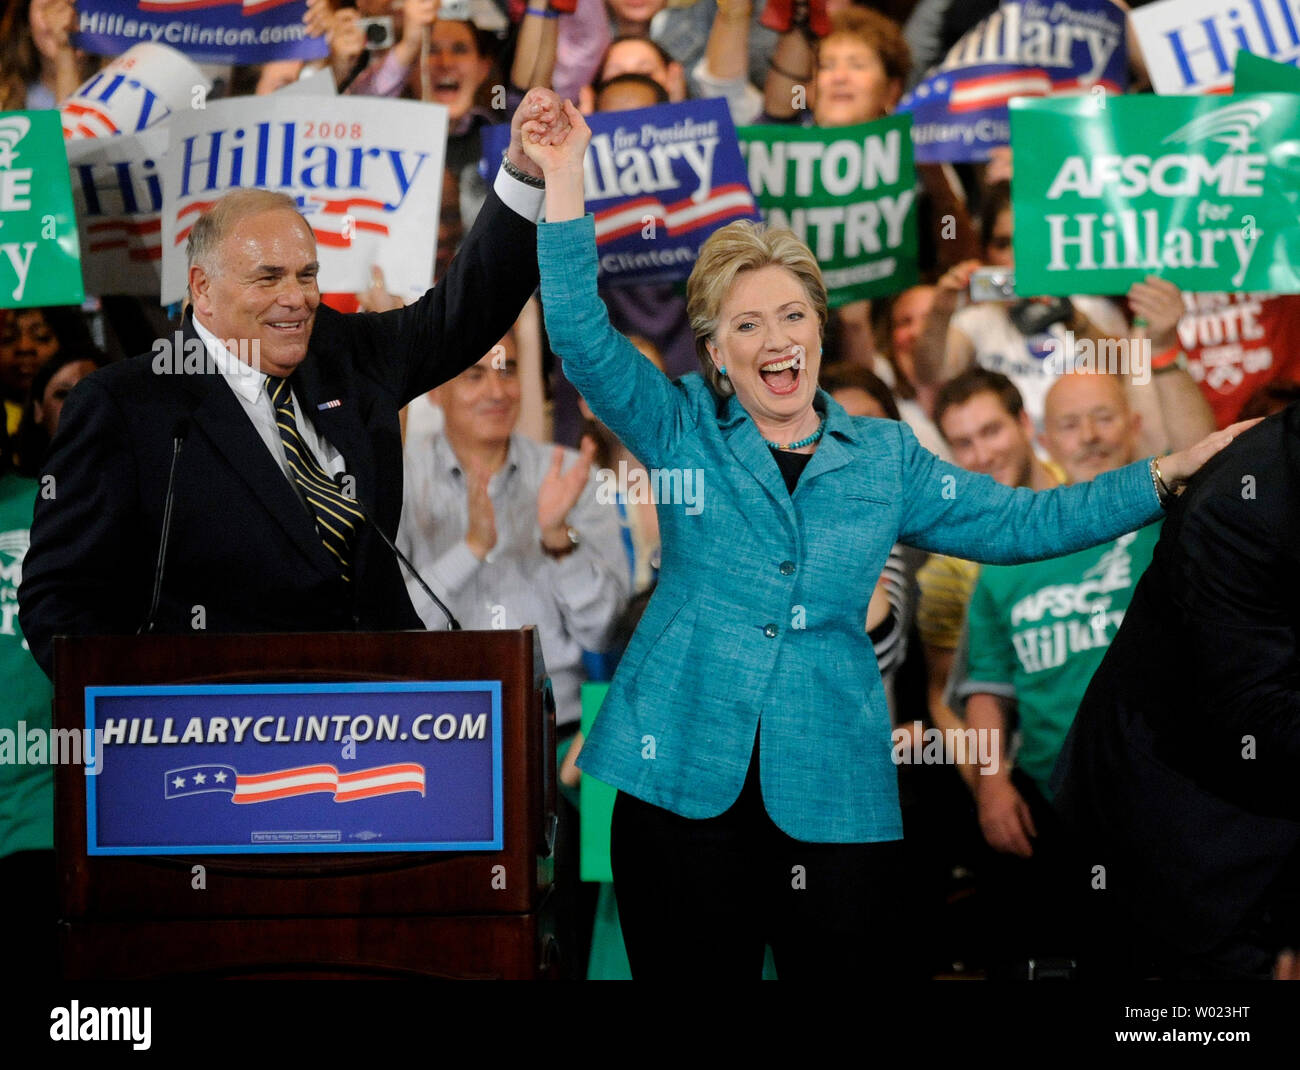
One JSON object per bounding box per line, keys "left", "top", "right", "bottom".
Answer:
{"left": 520, "top": 103, "right": 1252, "bottom": 979}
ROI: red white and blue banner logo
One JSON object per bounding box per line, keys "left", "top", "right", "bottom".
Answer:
{"left": 85, "top": 682, "right": 502, "bottom": 854}
{"left": 161, "top": 95, "right": 447, "bottom": 304}
{"left": 75, "top": 0, "right": 328, "bottom": 66}
{"left": 483, "top": 98, "right": 761, "bottom": 287}
{"left": 897, "top": 0, "right": 1128, "bottom": 163}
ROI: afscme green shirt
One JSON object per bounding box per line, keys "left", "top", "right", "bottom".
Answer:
{"left": 0, "top": 474, "right": 53, "bottom": 857}
{"left": 961, "top": 521, "right": 1162, "bottom": 798}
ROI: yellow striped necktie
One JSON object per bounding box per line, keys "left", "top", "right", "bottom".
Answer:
{"left": 265, "top": 375, "right": 362, "bottom": 580}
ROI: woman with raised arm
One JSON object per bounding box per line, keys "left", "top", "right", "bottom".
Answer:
{"left": 520, "top": 102, "right": 1256, "bottom": 981}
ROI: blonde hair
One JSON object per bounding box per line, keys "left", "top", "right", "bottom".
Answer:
{"left": 185, "top": 188, "right": 306, "bottom": 299}
{"left": 686, "top": 220, "right": 829, "bottom": 397}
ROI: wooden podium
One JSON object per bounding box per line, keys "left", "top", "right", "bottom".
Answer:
{"left": 53, "top": 629, "right": 557, "bottom": 980}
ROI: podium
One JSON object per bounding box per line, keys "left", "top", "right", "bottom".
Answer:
{"left": 52, "top": 629, "right": 557, "bottom": 980}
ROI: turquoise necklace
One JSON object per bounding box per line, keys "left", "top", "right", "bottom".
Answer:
{"left": 763, "top": 415, "right": 825, "bottom": 452}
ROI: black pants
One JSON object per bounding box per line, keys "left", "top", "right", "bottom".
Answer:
{"left": 610, "top": 739, "right": 914, "bottom": 980}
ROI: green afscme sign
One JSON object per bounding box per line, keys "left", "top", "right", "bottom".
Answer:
{"left": 736, "top": 115, "right": 919, "bottom": 306}
{"left": 1010, "top": 94, "right": 1300, "bottom": 296}
{"left": 0, "top": 110, "right": 83, "bottom": 308}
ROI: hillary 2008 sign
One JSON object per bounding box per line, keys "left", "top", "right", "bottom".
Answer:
{"left": 160, "top": 95, "right": 447, "bottom": 304}
{"left": 85, "top": 682, "right": 503, "bottom": 855}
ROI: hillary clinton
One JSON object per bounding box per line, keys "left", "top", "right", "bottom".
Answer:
{"left": 521, "top": 103, "right": 1249, "bottom": 980}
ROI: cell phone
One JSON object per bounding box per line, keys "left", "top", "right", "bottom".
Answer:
{"left": 357, "top": 15, "right": 395, "bottom": 50}
{"left": 969, "top": 267, "right": 1016, "bottom": 302}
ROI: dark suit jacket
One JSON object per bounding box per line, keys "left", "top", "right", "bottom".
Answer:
{"left": 19, "top": 188, "right": 539, "bottom": 678}
{"left": 1053, "top": 403, "right": 1300, "bottom": 956}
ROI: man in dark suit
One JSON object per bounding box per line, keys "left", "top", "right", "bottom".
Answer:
{"left": 1053, "top": 406, "right": 1300, "bottom": 979}
{"left": 19, "top": 91, "right": 566, "bottom": 679}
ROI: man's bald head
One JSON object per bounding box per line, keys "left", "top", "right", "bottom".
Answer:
{"left": 1042, "top": 372, "right": 1141, "bottom": 484}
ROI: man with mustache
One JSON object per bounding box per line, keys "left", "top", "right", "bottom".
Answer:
{"left": 955, "top": 371, "right": 1161, "bottom": 979}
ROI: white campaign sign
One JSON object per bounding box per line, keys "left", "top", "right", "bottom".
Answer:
{"left": 160, "top": 95, "right": 447, "bottom": 304}
{"left": 61, "top": 42, "right": 209, "bottom": 141}
{"left": 67, "top": 126, "right": 168, "bottom": 296}
{"left": 1131, "top": 0, "right": 1300, "bottom": 94}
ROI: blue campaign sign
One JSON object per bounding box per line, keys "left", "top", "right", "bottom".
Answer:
{"left": 85, "top": 682, "right": 503, "bottom": 855}
{"left": 897, "top": 0, "right": 1128, "bottom": 163}
{"left": 483, "top": 97, "right": 760, "bottom": 286}
{"left": 76, "top": 1, "right": 329, "bottom": 66}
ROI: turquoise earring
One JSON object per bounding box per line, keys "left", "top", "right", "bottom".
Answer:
{"left": 719, "top": 365, "right": 728, "bottom": 376}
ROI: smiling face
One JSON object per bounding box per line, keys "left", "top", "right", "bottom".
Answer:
{"left": 890, "top": 285, "right": 935, "bottom": 376}
{"left": 1042, "top": 374, "right": 1140, "bottom": 485}
{"left": 0, "top": 309, "right": 60, "bottom": 399}
{"left": 419, "top": 20, "right": 491, "bottom": 121}
{"left": 190, "top": 206, "right": 320, "bottom": 379}
{"left": 706, "top": 265, "right": 823, "bottom": 432}
{"left": 436, "top": 335, "right": 520, "bottom": 451}
{"left": 814, "top": 34, "right": 899, "bottom": 127}
{"left": 939, "top": 390, "right": 1035, "bottom": 488}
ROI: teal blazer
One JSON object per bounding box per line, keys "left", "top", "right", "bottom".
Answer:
{"left": 539, "top": 216, "right": 1164, "bottom": 844}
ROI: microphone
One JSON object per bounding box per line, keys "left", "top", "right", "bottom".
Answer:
{"left": 139, "top": 417, "right": 190, "bottom": 634}
{"left": 334, "top": 473, "right": 461, "bottom": 631}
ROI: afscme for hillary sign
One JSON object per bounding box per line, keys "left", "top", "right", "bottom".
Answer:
{"left": 1011, "top": 94, "right": 1300, "bottom": 295}
{"left": 482, "top": 98, "right": 760, "bottom": 287}
{"left": 897, "top": 0, "right": 1127, "bottom": 163}
{"left": 75, "top": 0, "right": 328, "bottom": 66}
{"left": 161, "top": 95, "right": 447, "bottom": 304}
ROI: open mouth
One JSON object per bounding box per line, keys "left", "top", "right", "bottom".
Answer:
{"left": 433, "top": 76, "right": 461, "bottom": 98}
{"left": 759, "top": 354, "right": 802, "bottom": 396}
{"left": 266, "top": 321, "right": 306, "bottom": 334}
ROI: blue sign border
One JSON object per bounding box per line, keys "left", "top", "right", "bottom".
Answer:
{"left": 84, "top": 681, "right": 504, "bottom": 856}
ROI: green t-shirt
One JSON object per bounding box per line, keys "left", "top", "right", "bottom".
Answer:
{"left": 963, "top": 521, "right": 1162, "bottom": 797}
{"left": 0, "top": 473, "right": 54, "bottom": 857}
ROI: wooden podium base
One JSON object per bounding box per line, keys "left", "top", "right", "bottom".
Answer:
{"left": 61, "top": 909, "right": 558, "bottom": 980}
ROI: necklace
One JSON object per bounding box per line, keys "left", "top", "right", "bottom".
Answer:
{"left": 763, "top": 415, "right": 825, "bottom": 452}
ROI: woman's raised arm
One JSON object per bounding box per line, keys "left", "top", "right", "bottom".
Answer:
{"left": 523, "top": 103, "right": 698, "bottom": 468}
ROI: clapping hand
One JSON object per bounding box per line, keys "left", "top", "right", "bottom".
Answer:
{"left": 538, "top": 437, "right": 597, "bottom": 549}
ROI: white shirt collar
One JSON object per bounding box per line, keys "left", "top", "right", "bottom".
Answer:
{"left": 192, "top": 315, "right": 270, "bottom": 405}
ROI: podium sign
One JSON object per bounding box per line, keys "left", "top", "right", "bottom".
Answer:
{"left": 85, "top": 681, "right": 503, "bottom": 855}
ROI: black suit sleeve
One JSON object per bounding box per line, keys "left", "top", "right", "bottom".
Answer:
{"left": 332, "top": 185, "right": 541, "bottom": 404}
{"left": 18, "top": 375, "right": 150, "bottom": 678}
{"left": 1173, "top": 461, "right": 1300, "bottom": 821}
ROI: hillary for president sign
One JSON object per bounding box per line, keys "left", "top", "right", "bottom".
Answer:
{"left": 76, "top": 0, "right": 328, "bottom": 66}
{"left": 85, "top": 682, "right": 503, "bottom": 854}
{"left": 161, "top": 95, "right": 447, "bottom": 305}
{"left": 737, "top": 115, "right": 918, "bottom": 305}
{"left": 0, "top": 112, "right": 84, "bottom": 309}
{"left": 896, "top": 0, "right": 1127, "bottom": 164}
{"left": 1011, "top": 94, "right": 1300, "bottom": 296}
{"left": 483, "top": 98, "right": 759, "bottom": 287}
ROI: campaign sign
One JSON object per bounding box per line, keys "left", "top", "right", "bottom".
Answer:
{"left": 85, "top": 682, "right": 503, "bottom": 855}
{"left": 897, "top": 0, "right": 1127, "bottom": 164}
{"left": 66, "top": 126, "right": 167, "bottom": 296}
{"left": 1132, "top": 0, "right": 1300, "bottom": 95}
{"left": 1235, "top": 49, "right": 1300, "bottom": 93}
{"left": 483, "top": 98, "right": 760, "bottom": 287}
{"left": 1011, "top": 94, "right": 1300, "bottom": 296}
{"left": 737, "top": 116, "right": 918, "bottom": 305}
{"left": 76, "top": 0, "right": 328, "bottom": 66}
{"left": 61, "top": 43, "right": 209, "bottom": 143}
{"left": 161, "top": 95, "right": 447, "bottom": 304}
{"left": 0, "top": 112, "right": 84, "bottom": 309}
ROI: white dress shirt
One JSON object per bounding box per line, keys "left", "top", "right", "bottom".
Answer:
{"left": 397, "top": 432, "right": 631, "bottom": 725}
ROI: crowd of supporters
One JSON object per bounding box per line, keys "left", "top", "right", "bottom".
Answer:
{"left": 4, "top": 0, "right": 1300, "bottom": 980}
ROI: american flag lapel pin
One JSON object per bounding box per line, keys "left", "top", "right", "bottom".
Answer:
{"left": 318, "top": 399, "right": 342, "bottom": 410}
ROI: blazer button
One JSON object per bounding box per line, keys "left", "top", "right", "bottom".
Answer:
{"left": 779, "top": 560, "right": 795, "bottom": 575}
{"left": 763, "top": 623, "right": 778, "bottom": 638}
